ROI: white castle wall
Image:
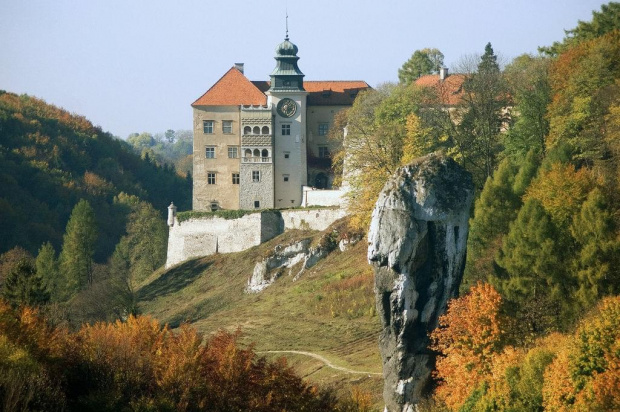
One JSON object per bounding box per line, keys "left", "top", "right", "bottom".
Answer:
{"left": 165, "top": 208, "right": 347, "bottom": 268}
{"left": 301, "top": 187, "right": 345, "bottom": 208}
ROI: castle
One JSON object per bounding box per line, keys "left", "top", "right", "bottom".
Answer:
{"left": 191, "top": 34, "right": 369, "bottom": 211}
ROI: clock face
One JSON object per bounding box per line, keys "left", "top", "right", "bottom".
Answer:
{"left": 277, "top": 98, "right": 297, "bottom": 118}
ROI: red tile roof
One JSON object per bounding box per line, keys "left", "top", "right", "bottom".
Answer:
{"left": 191, "top": 67, "right": 267, "bottom": 107}
{"left": 193, "top": 68, "right": 370, "bottom": 107}
{"left": 305, "top": 81, "right": 371, "bottom": 105}
{"left": 415, "top": 74, "right": 466, "bottom": 106}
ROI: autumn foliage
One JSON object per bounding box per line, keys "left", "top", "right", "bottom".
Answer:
{"left": 430, "top": 285, "right": 620, "bottom": 411}
{"left": 0, "top": 301, "right": 340, "bottom": 411}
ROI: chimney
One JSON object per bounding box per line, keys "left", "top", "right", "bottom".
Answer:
{"left": 439, "top": 67, "right": 448, "bottom": 80}
{"left": 234, "top": 63, "right": 244, "bottom": 74}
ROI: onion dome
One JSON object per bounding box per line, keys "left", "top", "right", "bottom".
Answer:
{"left": 276, "top": 36, "right": 299, "bottom": 56}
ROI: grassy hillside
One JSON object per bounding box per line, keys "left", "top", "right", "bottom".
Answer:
{"left": 137, "top": 227, "right": 384, "bottom": 408}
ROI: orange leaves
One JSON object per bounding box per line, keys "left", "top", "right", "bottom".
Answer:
{"left": 430, "top": 283, "right": 506, "bottom": 410}
{"left": 0, "top": 303, "right": 335, "bottom": 411}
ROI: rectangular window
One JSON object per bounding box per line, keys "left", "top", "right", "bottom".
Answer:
{"left": 283, "top": 174, "right": 289, "bottom": 182}
{"left": 205, "top": 146, "right": 216, "bottom": 159}
{"left": 254, "top": 200, "right": 260, "bottom": 209}
{"left": 318, "top": 123, "right": 329, "bottom": 136}
{"left": 252, "top": 170, "right": 261, "bottom": 182}
{"left": 207, "top": 172, "right": 216, "bottom": 185}
{"left": 232, "top": 173, "right": 240, "bottom": 184}
{"left": 228, "top": 146, "right": 238, "bottom": 158}
{"left": 222, "top": 120, "right": 233, "bottom": 134}
{"left": 318, "top": 146, "right": 330, "bottom": 158}
{"left": 284, "top": 152, "right": 290, "bottom": 159}
{"left": 282, "top": 124, "right": 291, "bottom": 136}
{"left": 203, "top": 120, "right": 214, "bottom": 134}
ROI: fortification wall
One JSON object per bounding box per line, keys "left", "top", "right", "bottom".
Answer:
{"left": 165, "top": 208, "right": 347, "bottom": 268}
{"left": 301, "top": 187, "right": 345, "bottom": 207}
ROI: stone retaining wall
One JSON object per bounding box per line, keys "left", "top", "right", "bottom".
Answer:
{"left": 165, "top": 208, "right": 347, "bottom": 268}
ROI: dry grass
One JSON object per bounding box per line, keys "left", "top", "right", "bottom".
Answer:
{"left": 137, "top": 228, "right": 384, "bottom": 409}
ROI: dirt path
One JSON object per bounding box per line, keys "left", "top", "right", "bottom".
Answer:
{"left": 258, "top": 350, "right": 382, "bottom": 376}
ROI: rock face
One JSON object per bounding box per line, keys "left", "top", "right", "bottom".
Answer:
{"left": 246, "top": 231, "right": 339, "bottom": 293}
{"left": 367, "top": 153, "right": 474, "bottom": 412}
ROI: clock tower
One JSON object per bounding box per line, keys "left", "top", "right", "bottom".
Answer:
{"left": 266, "top": 34, "right": 308, "bottom": 208}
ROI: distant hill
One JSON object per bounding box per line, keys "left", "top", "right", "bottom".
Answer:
{"left": 0, "top": 91, "right": 191, "bottom": 260}
{"left": 137, "top": 226, "right": 384, "bottom": 408}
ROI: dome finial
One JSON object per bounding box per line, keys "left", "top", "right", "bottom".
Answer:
{"left": 285, "top": 9, "right": 289, "bottom": 40}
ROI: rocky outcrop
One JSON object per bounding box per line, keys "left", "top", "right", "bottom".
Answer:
{"left": 367, "top": 153, "right": 474, "bottom": 412}
{"left": 246, "top": 231, "right": 339, "bottom": 293}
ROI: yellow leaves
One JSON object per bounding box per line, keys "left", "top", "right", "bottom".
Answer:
{"left": 402, "top": 113, "right": 431, "bottom": 165}
{"left": 525, "top": 162, "right": 594, "bottom": 226}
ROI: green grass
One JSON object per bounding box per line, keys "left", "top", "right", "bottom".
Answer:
{"left": 137, "top": 227, "right": 384, "bottom": 409}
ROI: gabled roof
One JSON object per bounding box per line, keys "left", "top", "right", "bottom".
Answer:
{"left": 192, "top": 67, "right": 267, "bottom": 107}
{"left": 415, "top": 74, "right": 466, "bottom": 106}
{"left": 193, "top": 69, "right": 370, "bottom": 108}
{"left": 305, "top": 81, "right": 371, "bottom": 106}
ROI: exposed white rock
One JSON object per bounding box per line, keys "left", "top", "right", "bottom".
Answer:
{"left": 368, "top": 153, "right": 474, "bottom": 411}
{"left": 246, "top": 231, "right": 340, "bottom": 292}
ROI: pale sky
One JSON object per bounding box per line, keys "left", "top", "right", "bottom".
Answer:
{"left": 0, "top": 1, "right": 610, "bottom": 139}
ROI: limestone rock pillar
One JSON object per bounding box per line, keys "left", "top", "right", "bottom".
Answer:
{"left": 367, "top": 153, "right": 474, "bottom": 411}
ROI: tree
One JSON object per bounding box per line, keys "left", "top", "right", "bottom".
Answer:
{"left": 540, "top": 2, "right": 620, "bottom": 56}
{"left": 503, "top": 54, "right": 552, "bottom": 159}
{"left": 457, "top": 43, "right": 509, "bottom": 184}
{"left": 495, "top": 198, "right": 571, "bottom": 327}
{"left": 398, "top": 48, "right": 444, "bottom": 85}
{"left": 543, "top": 297, "right": 620, "bottom": 411}
{"left": 35, "top": 242, "right": 60, "bottom": 302}
{"left": 463, "top": 158, "right": 521, "bottom": 291}
{"left": 570, "top": 188, "right": 620, "bottom": 308}
{"left": 2, "top": 259, "right": 49, "bottom": 308}
{"left": 59, "top": 199, "right": 98, "bottom": 298}
{"left": 333, "top": 84, "right": 432, "bottom": 229}
{"left": 431, "top": 283, "right": 507, "bottom": 410}
{"left": 0, "top": 247, "right": 34, "bottom": 290}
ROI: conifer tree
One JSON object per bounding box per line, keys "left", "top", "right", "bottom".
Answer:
{"left": 2, "top": 258, "right": 50, "bottom": 308}
{"left": 458, "top": 42, "right": 509, "bottom": 183}
{"left": 463, "top": 158, "right": 520, "bottom": 291}
{"left": 570, "top": 188, "right": 620, "bottom": 308}
{"left": 59, "top": 199, "right": 98, "bottom": 298}
{"left": 35, "top": 242, "right": 60, "bottom": 301}
{"left": 495, "top": 198, "right": 572, "bottom": 326}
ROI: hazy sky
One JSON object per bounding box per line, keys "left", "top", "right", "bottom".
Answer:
{"left": 0, "top": 1, "right": 609, "bottom": 139}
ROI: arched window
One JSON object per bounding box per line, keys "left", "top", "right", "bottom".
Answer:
{"left": 244, "top": 149, "right": 252, "bottom": 158}
{"left": 253, "top": 149, "right": 260, "bottom": 157}
{"left": 253, "top": 126, "right": 260, "bottom": 135}
{"left": 261, "top": 126, "right": 270, "bottom": 134}
{"left": 244, "top": 126, "right": 251, "bottom": 135}
{"left": 261, "top": 149, "right": 269, "bottom": 159}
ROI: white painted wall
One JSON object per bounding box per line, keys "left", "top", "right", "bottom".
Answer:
{"left": 301, "top": 187, "right": 345, "bottom": 207}
{"left": 165, "top": 208, "right": 347, "bottom": 268}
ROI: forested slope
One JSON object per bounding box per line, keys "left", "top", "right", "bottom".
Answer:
{"left": 0, "top": 91, "right": 191, "bottom": 260}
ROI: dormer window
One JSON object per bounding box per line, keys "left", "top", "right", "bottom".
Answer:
{"left": 322, "top": 89, "right": 332, "bottom": 98}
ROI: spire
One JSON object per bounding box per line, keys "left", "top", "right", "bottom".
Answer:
{"left": 269, "top": 14, "right": 304, "bottom": 92}
{"left": 285, "top": 9, "right": 289, "bottom": 40}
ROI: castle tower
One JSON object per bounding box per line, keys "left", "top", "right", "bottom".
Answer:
{"left": 266, "top": 35, "right": 308, "bottom": 208}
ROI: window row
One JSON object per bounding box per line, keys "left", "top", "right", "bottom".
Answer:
{"left": 243, "top": 125, "right": 271, "bottom": 135}
{"left": 207, "top": 172, "right": 240, "bottom": 185}
{"left": 205, "top": 171, "right": 291, "bottom": 185}
{"left": 207, "top": 146, "right": 325, "bottom": 160}
{"left": 244, "top": 148, "right": 270, "bottom": 159}
{"left": 203, "top": 120, "right": 233, "bottom": 134}
{"left": 205, "top": 146, "right": 240, "bottom": 159}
